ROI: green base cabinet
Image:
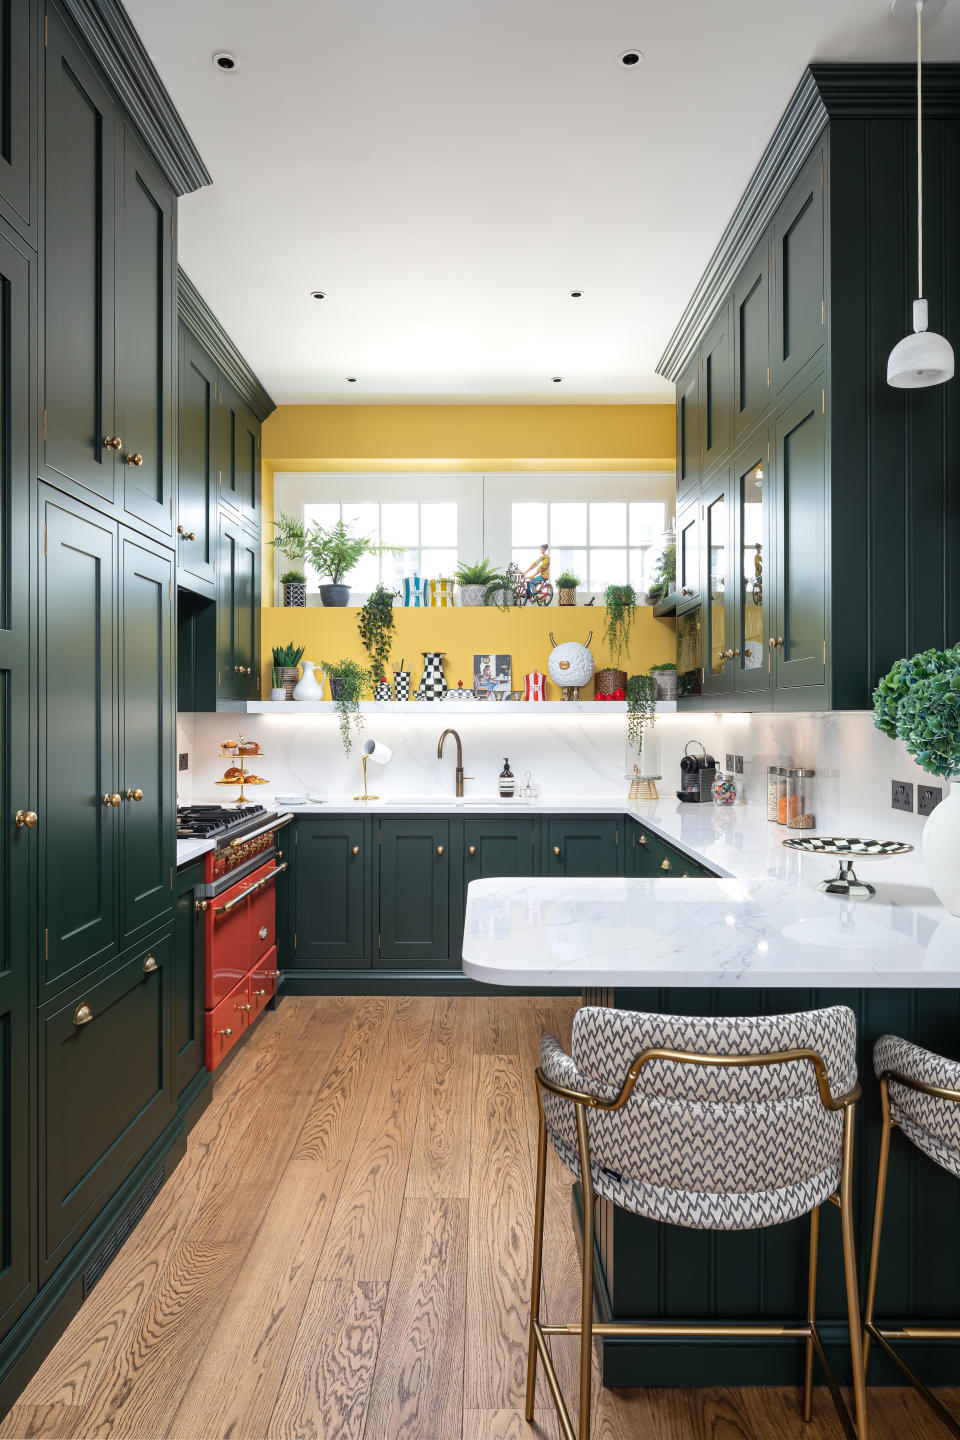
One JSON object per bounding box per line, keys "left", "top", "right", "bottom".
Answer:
{"left": 174, "top": 864, "right": 205, "bottom": 1098}
{"left": 292, "top": 818, "right": 371, "bottom": 969}
{"left": 378, "top": 818, "right": 453, "bottom": 967}
{"left": 545, "top": 817, "right": 621, "bottom": 877}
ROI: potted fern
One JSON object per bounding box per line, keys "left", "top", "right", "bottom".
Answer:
{"left": 455, "top": 557, "right": 513, "bottom": 608}
{"left": 307, "top": 519, "right": 399, "bottom": 606}
{"left": 268, "top": 514, "right": 308, "bottom": 605}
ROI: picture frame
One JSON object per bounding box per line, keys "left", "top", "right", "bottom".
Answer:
{"left": 473, "top": 653, "right": 511, "bottom": 698}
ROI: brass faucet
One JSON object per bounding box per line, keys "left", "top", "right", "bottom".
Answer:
{"left": 438, "top": 728, "right": 472, "bottom": 797}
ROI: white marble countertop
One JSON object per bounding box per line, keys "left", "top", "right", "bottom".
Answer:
{"left": 176, "top": 836, "right": 217, "bottom": 867}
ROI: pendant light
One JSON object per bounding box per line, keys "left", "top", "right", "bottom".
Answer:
{"left": 887, "top": 0, "right": 954, "bottom": 388}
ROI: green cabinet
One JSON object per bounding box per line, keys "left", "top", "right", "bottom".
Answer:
{"left": 174, "top": 864, "right": 204, "bottom": 1097}
{"left": 218, "top": 378, "right": 260, "bottom": 531}
{"left": 675, "top": 355, "right": 700, "bottom": 502}
{"left": 216, "top": 515, "right": 260, "bottom": 703}
{"left": 772, "top": 378, "right": 826, "bottom": 697}
{"left": 378, "top": 818, "right": 451, "bottom": 966}
{"left": 629, "top": 820, "right": 714, "bottom": 879}
{"left": 0, "top": 0, "right": 37, "bottom": 243}
{"left": 293, "top": 818, "right": 370, "bottom": 969}
{"left": 771, "top": 148, "right": 825, "bottom": 394}
{"left": 675, "top": 497, "right": 700, "bottom": 614}
{"left": 732, "top": 431, "right": 773, "bottom": 697}
{"left": 700, "top": 468, "right": 735, "bottom": 699}
{"left": 463, "top": 817, "right": 536, "bottom": 885}
{"left": 545, "top": 817, "right": 620, "bottom": 877}
{"left": 733, "top": 234, "right": 770, "bottom": 437}
{"left": 39, "top": 929, "right": 174, "bottom": 1279}
{"left": 176, "top": 328, "right": 218, "bottom": 589}
{"left": 699, "top": 303, "right": 732, "bottom": 472}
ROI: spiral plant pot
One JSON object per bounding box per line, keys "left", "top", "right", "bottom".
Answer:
{"left": 320, "top": 583, "right": 349, "bottom": 607}
{"left": 595, "top": 668, "right": 628, "bottom": 697}
{"left": 558, "top": 587, "right": 577, "bottom": 607}
{"left": 922, "top": 779, "right": 960, "bottom": 916}
{"left": 282, "top": 583, "right": 306, "bottom": 607}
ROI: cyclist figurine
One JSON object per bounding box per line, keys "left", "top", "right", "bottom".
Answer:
{"left": 521, "top": 543, "right": 550, "bottom": 601}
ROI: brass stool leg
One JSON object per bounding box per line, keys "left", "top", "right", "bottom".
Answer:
{"left": 575, "top": 1103, "right": 596, "bottom": 1440}
{"left": 839, "top": 1107, "right": 870, "bottom": 1440}
{"left": 526, "top": 1090, "right": 549, "bottom": 1421}
{"left": 862, "top": 1079, "right": 893, "bottom": 1378}
{"left": 803, "top": 1205, "right": 821, "bottom": 1422}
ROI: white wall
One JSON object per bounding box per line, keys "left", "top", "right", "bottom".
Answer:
{"left": 177, "top": 707, "right": 942, "bottom": 841}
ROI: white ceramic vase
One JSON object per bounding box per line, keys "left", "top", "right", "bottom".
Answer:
{"left": 292, "top": 660, "right": 326, "bottom": 701}
{"left": 922, "top": 779, "right": 960, "bottom": 916}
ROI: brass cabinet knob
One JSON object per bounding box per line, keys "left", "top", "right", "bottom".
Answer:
{"left": 235, "top": 1001, "right": 253, "bottom": 1012}
{"left": 266, "top": 969, "right": 280, "bottom": 977}
{"left": 638, "top": 834, "right": 647, "bottom": 845}
{"left": 259, "top": 925, "right": 268, "bottom": 940}
{"left": 103, "top": 435, "right": 122, "bottom": 450}
{"left": 777, "top": 636, "right": 783, "bottom": 648}
{"left": 553, "top": 845, "right": 561, "bottom": 856}
{"left": 682, "top": 872, "right": 690, "bottom": 879}
{"left": 73, "top": 1002, "right": 93, "bottom": 1027}
{"left": 176, "top": 524, "right": 196, "bottom": 540}
{"left": 436, "top": 845, "right": 444, "bottom": 856}
{"left": 103, "top": 793, "right": 121, "bottom": 807}
{"left": 126, "top": 788, "right": 143, "bottom": 802}
{"left": 217, "top": 1027, "right": 232, "bottom": 1037}
{"left": 769, "top": 636, "right": 784, "bottom": 650}
{"left": 195, "top": 899, "right": 208, "bottom": 912}
{"left": 234, "top": 665, "right": 242, "bottom": 674}
{"left": 723, "top": 648, "right": 735, "bottom": 660}
{"left": 125, "top": 452, "right": 143, "bottom": 466}
{"left": 253, "top": 987, "right": 267, "bottom": 997}
{"left": 15, "top": 809, "right": 38, "bottom": 828}
{"left": 468, "top": 845, "right": 476, "bottom": 855}
{"left": 142, "top": 953, "right": 158, "bottom": 973}
{"left": 660, "top": 857, "right": 671, "bottom": 871}
{"left": 351, "top": 845, "right": 360, "bottom": 855}
{"left": 732, "top": 648, "right": 741, "bottom": 658}
{"left": 680, "top": 587, "right": 693, "bottom": 596}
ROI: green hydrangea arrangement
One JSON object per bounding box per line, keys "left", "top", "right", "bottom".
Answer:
{"left": 872, "top": 644, "right": 960, "bottom": 778}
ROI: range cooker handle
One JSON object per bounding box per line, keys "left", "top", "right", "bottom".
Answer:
{"left": 212, "top": 861, "right": 288, "bottom": 917}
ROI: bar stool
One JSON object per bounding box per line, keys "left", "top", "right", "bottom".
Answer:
{"left": 864, "top": 1035, "right": 960, "bottom": 1437}
{"left": 526, "top": 1004, "right": 869, "bottom": 1440}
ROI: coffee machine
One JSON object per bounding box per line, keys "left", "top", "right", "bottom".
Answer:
{"left": 677, "top": 739, "right": 717, "bottom": 802}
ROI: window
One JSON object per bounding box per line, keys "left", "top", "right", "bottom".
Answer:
{"left": 302, "top": 500, "right": 458, "bottom": 594}
{"left": 510, "top": 498, "right": 667, "bottom": 595}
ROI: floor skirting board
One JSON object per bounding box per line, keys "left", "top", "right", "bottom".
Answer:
{"left": 279, "top": 969, "right": 578, "bottom": 997}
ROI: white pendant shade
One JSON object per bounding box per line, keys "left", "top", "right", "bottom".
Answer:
{"left": 888, "top": 299, "right": 956, "bottom": 388}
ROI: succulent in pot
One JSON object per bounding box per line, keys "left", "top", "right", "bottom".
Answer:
{"left": 271, "top": 642, "right": 305, "bottom": 701}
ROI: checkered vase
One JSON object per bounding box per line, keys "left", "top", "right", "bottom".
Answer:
{"left": 402, "top": 576, "right": 426, "bottom": 607}
{"left": 374, "top": 679, "right": 392, "bottom": 702}
{"left": 418, "top": 652, "right": 447, "bottom": 700}
{"left": 393, "top": 670, "right": 411, "bottom": 701}
{"left": 524, "top": 671, "right": 546, "bottom": 701}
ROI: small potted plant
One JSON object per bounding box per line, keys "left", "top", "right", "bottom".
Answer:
{"left": 597, "top": 582, "right": 638, "bottom": 694}
{"left": 874, "top": 644, "right": 960, "bottom": 914}
{"left": 323, "top": 657, "right": 374, "bottom": 753}
{"left": 650, "top": 660, "right": 677, "bottom": 701}
{"left": 455, "top": 557, "right": 512, "bottom": 607}
{"left": 269, "top": 514, "right": 308, "bottom": 604}
{"left": 646, "top": 544, "right": 676, "bottom": 605}
{"left": 357, "top": 582, "right": 396, "bottom": 689}
{"left": 556, "top": 570, "right": 580, "bottom": 606}
{"left": 271, "top": 642, "right": 305, "bottom": 701}
{"left": 307, "top": 519, "right": 399, "bottom": 606}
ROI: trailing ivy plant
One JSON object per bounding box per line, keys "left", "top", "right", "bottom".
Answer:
{"left": 626, "top": 672, "right": 656, "bottom": 751}
{"left": 322, "top": 658, "right": 373, "bottom": 754}
{"left": 602, "top": 583, "right": 638, "bottom": 666}
{"left": 873, "top": 645, "right": 960, "bottom": 778}
{"left": 357, "top": 583, "right": 396, "bottom": 680}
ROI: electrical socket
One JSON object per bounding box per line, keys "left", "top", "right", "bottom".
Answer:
{"left": 179, "top": 752, "right": 189, "bottom": 772}
{"left": 725, "top": 753, "right": 735, "bottom": 773}
{"left": 891, "top": 780, "right": 914, "bottom": 813}
{"left": 734, "top": 754, "right": 744, "bottom": 774}
{"left": 918, "top": 784, "right": 942, "bottom": 817}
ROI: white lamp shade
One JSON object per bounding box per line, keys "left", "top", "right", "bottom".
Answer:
{"left": 888, "top": 298, "right": 955, "bottom": 388}
{"left": 362, "top": 738, "right": 392, "bottom": 765}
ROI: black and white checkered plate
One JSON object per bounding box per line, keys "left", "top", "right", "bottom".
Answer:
{"left": 782, "top": 836, "right": 914, "bottom": 858}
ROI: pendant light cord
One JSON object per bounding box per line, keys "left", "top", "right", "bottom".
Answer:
{"left": 916, "top": 0, "right": 924, "bottom": 299}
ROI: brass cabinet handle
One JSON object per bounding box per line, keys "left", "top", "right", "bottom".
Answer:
{"left": 233, "top": 665, "right": 251, "bottom": 676}
{"left": 468, "top": 845, "right": 476, "bottom": 855}
{"left": 638, "top": 834, "right": 646, "bottom": 845}
{"left": 553, "top": 846, "right": 561, "bottom": 856}
{"left": 177, "top": 524, "right": 196, "bottom": 540}
{"left": 217, "top": 1027, "right": 232, "bottom": 1037}
{"left": 436, "top": 845, "right": 444, "bottom": 856}
{"left": 259, "top": 925, "right": 268, "bottom": 940}
{"left": 126, "top": 788, "right": 143, "bottom": 802}
{"left": 660, "top": 857, "right": 671, "bottom": 871}
{"left": 682, "top": 872, "right": 690, "bottom": 879}
{"left": 103, "top": 435, "right": 122, "bottom": 450}
{"left": 15, "top": 809, "right": 38, "bottom": 828}
{"left": 351, "top": 845, "right": 360, "bottom": 855}
{"left": 769, "top": 636, "right": 784, "bottom": 650}
{"left": 777, "top": 636, "right": 783, "bottom": 648}
{"left": 103, "top": 793, "right": 121, "bottom": 807}
{"left": 732, "top": 648, "right": 741, "bottom": 657}
{"left": 265, "top": 969, "right": 280, "bottom": 977}
{"left": 235, "top": 1001, "right": 253, "bottom": 1012}
{"left": 723, "top": 648, "right": 735, "bottom": 660}
{"left": 253, "top": 987, "right": 268, "bottom": 997}
{"left": 680, "top": 587, "right": 693, "bottom": 596}
{"left": 125, "top": 452, "right": 144, "bottom": 467}
{"left": 73, "top": 1002, "right": 93, "bottom": 1027}
{"left": 142, "top": 953, "right": 158, "bottom": 973}
{"left": 213, "top": 862, "right": 287, "bottom": 916}
{"left": 195, "top": 899, "right": 208, "bottom": 912}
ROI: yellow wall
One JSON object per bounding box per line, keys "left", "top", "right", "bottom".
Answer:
{"left": 261, "top": 603, "right": 676, "bottom": 701}
{"left": 260, "top": 402, "right": 676, "bottom": 608}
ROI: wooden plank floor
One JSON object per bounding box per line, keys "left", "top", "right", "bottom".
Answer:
{"left": 4, "top": 996, "right": 958, "bottom": 1440}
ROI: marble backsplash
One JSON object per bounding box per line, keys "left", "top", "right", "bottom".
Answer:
{"left": 177, "top": 705, "right": 941, "bottom": 843}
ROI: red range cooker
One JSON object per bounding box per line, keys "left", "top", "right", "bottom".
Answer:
{"left": 179, "top": 805, "right": 293, "bottom": 1069}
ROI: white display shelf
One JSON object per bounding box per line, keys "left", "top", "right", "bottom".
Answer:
{"left": 245, "top": 699, "right": 677, "bottom": 715}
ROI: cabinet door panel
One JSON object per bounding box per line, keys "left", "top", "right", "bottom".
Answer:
{"left": 174, "top": 863, "right": 204, "bottom": 1096}
{"left": 236, "top": 403, "right": 260, "bottom": 530}
{"left": 379, "top": 819, "right": 450, "bottom": 966}
{"left": 774, "top": 380, "right": 827, "bottom": 692}
{"left": 463, "top": 819, "right": 535, "bottom": 887}
{"left": 0, "top": 0, "right": 34, "bottom": 238}
{"left": 546, "top": 818, "right": 619, "bottom": 877}
{"left": 699, "top": 304, "right": 732, "bottom": 472}
{"left": 701, "top": 470, "right": 735, "bottom": 698}
{"left": 217, "top": 378, "right": 241, "bottom": 511}
{"left": 40, "top": 932, "right": 174, "bottom": 1276}
{"left": 293, "top": 819, "right": 368, "bottom": 968}
{"left": 676, "top": 498, "right": 700, "bottom": 613}
{"left": 733, "top": 236, "right": 770, "bottom": 437}
{"left": 119, "top": 533, "right": 174, "bottom": 946}
{"left": 177, "top": 328, "right": 217, "bottom": 585}
{"left": 0, "top": 227, "right": 32, "bottom": 1328}
{"left": 773, "top": 150, "right": 825, "bottom": 393}
{"left": 235, "top": 527, "right": 260, "bottom": 700}
{"left": 117, "top": 125, "right": 174, "bottom": 539}
{"left": 43, "top": 9, "right": 117, "bottom": 504}
{"left": 676, "top": 356, "right": 700, "bottom": 500}
{"left": 217, "top": 515, "right": 240, "bottom": 700}
{"left": 39, "top": 491, "right": 118, "bottom": 995}
{"left": 733, "top": 435, "right": 773, "bottom": 697}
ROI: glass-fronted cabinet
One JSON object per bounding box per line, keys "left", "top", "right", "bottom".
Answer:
{"left": 701, "top": 470, "right": 734, "bottom": 697}
{"left": 677, "top": 606, "right": 703, "bottom": 699}
{"left": 675, "top": 499, "right": 700, "bottom": 613}
{"left": 734, "top": 433, "right": 772, "bottom": 696}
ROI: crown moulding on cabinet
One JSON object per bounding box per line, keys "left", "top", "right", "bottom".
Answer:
{"left": 178, "top": 269, "right": 277, "bottom": 422}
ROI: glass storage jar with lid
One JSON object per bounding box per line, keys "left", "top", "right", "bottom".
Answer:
{"left": 767, "top": 765, "right": 780, "bottom": 822}
{"left": 776, "top": 767, "right": 789, "bottom": 825}
{"left": 786, "top": 768, "right": 816, "bottom": 829}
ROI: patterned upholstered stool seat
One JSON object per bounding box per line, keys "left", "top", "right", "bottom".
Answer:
{"left": 864, "top": 1035, "right": 960, "bottom": 1437}
{"left": 526, "top": 1003, "right": 869, "bottom": 1440}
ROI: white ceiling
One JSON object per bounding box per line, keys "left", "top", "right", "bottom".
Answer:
{"left": 126, "top": 0, "right": 960, "bottom": 406}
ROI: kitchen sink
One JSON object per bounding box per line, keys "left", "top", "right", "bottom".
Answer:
{"left": 384, "top": 797, "right": 513, "bottom": 807}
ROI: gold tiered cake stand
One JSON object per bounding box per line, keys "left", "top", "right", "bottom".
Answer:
{"left": 216, "top": 732, "right": 268, "bottom": 804}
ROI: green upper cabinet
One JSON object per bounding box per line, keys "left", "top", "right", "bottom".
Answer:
{"left": 545, "top": 817, "right": 620, "bottom": 877}
{"left": 38, "top": 490, "right": 118, "bottom": 996}
{"left": 42, "top": 6, "right": 117, "bottom": 508}
{"left": 116, "top": 125, "right": 175, "bottom": 542}
{"left": 698, "top": 303, "right": 732, "bottom": 473}
{"left": 700, "top": 468, "right": 735, "bottom": 699}
{"left": 118, "top": 533, "right": 175, "bottom": 947}
{"left": 772, "top": 378, "right": 827, "bottom": 698}
{"left": 378, "top": 818, "right": 451, "bottom": 966}
{"left": 0, "top": 0, "right": 36, "bottom": 243}
{"left": 733, "top": 235, "right": 770, "bottom": 438}
{"left": 217, "top": 515, "right": 260, "bottom": 703}
{"left": 292, "top": 818, "right": 370, "bottom": 969}
{"left": 772, "top": 148, "right": 825, "bottom": 395}
{"left": 676, "top": 496, "right": 700, "bottom": 614}
{"left": 732, "top": 431, "right": 773, "bottom": 698}
{"left": 217, "top": 378, "right": 260, "bottom": 530}
{"left": 176, "top": 327, "right": 218, "bottom": 589}
{"left": 675, "top": 355, "right": 700, "bottom": 502}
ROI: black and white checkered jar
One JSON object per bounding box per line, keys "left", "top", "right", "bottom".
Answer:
{"left": 418, "top": 651, "right": 448, "bottom": 700}
{"left": 393, "top": 670, "right": 411, "bottom": 702}
{"left": 373, "top": 679, "right": 392, "bottom": 702}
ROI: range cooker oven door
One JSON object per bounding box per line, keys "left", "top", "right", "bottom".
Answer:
{"left": 203, "top": 858, "right": 282, "bottom": 1008}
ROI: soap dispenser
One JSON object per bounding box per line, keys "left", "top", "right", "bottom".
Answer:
{"left": 499, "top": 758, "right": 515, "bottom": 798}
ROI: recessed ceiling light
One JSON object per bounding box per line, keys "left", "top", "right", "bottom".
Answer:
{"left": 310, "top": 290, "right": 327, "bottom": 300}
{"left": 551, "top": 376, "right": 563, "bottom": 383}
{"left": 212, "top": 51, "right": 239, "bottom": 72}
{"left": 346, "top": 377, "right": 357, "bottom": 383}
{"left": 619, "top": 49, "right": 643, "bottom": 66}
{"left": 569, "top": 289, "right": 584, "bottom": 299}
